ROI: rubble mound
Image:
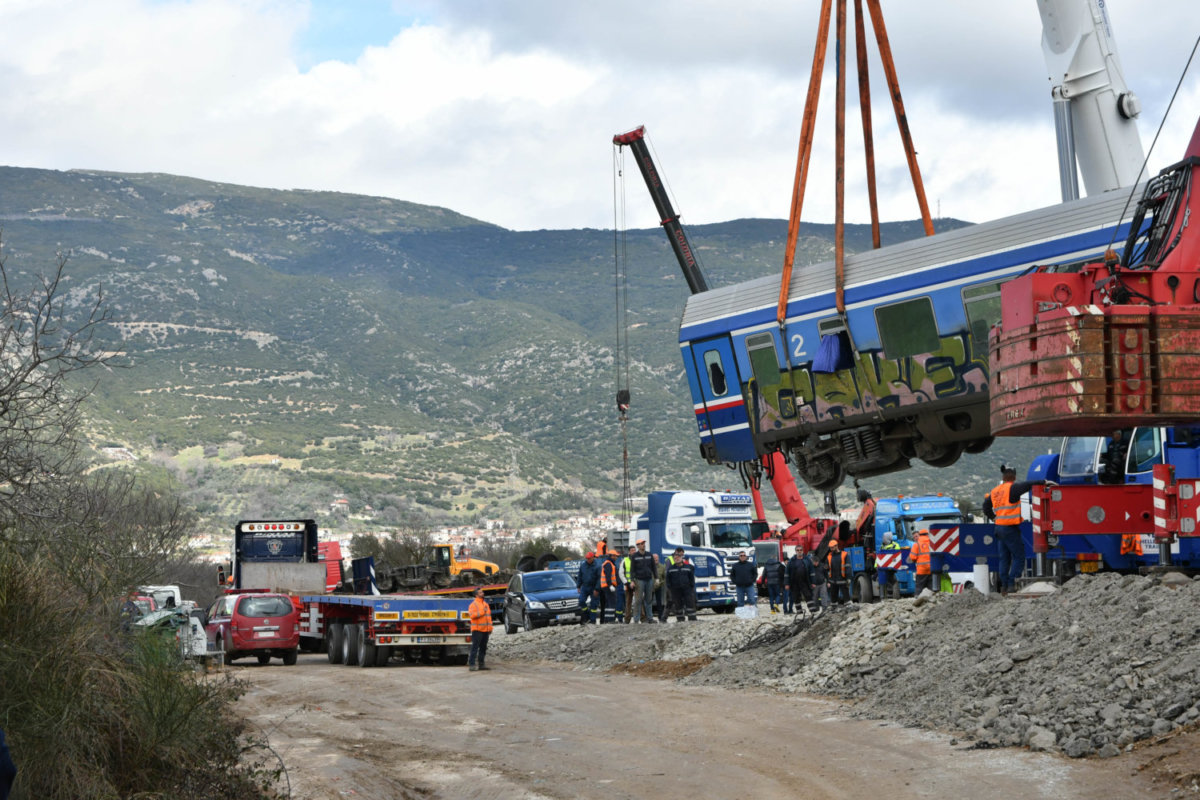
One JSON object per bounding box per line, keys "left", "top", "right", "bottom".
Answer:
{"left": 488, "top": 573, "right": 1200, "bottom": 758}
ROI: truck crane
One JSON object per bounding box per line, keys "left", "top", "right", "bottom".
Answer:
{"left": 612, "top": 125, "right": 834, "bottom": 549}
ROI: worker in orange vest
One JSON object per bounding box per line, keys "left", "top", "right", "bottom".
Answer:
{"left": 909, "top": 530, "right": 934, "bottom": 595}
{"left": 983, "top": 464, "right": 1044, "bottom": 596}
{"left": 1120, "top": 533, "right": 1144, "bottom": 557}
{"left": 599, "top": 552, "right": 621, "bottom": 624}
{"left": 825, "top": 539, "right": 851, "bottom": 606}
{"left": 467, "top": 587, "right": 493, "bottom": 672}
{"left": 595, "top": 536, "right": 609, "bottom": 556}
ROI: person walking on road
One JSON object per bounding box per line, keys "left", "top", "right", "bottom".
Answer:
{"left": 763, "top": 555, "right": 785, "bottom": 613}
{"left": 467, "top": 587, "right": 493, "bottom": 671}
{"left": 600, "top": 552, "right": 621, "bottom": 623}
{"left": 666, "top": 547, "right": 698, "bottom": 621}
{"left": 577, "top": 551, "right": 601, "bottom": 624}
{"left": 983, "top": 464, "right": 1044, "bottom": 596}
{"left": 730, "top": 551, "right": 758, "bottom": 608}
{"left": 630, "top": 540, "right": 657, "bottom": 623}
{"left": 909, "top": 529, "right": 934, "bottom": 595}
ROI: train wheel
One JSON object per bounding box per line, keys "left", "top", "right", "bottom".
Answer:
{"left": 920, "top": 443, "right": 964, "bottom": 468}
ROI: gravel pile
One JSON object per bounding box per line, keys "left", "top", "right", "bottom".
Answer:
{"left": 488, "top": 572, "right": 1200, "bottom": 758}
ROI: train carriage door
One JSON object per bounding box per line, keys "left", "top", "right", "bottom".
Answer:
{"left": 685, "top": 336, "right": 757, "bottom": 463}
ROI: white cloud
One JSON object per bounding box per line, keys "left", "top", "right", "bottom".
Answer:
{"left": 0, "top": 0, "right": 1195, "bottom": 231}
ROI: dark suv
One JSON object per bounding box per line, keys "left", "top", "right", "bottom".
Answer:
{"left": 502, "top": 570, "right": 581, "bottom": 633}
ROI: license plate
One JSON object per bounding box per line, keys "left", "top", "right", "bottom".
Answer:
{"left": 556, "top": 613, "right": 576, "bottom": 622}
{"left": 255, "top": 631, "right": 275, "bottom": 638}
{"left": 1080, "top": 561, "right": 1100, "bottom": 573}
{"left": 414, "top": 636, "right": 443, "bottom": 643}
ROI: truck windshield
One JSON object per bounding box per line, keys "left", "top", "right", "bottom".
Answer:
{"left": 1060, "top": 436, "right": 1103, "bottom": 477}
{"left": 524, "top": 572, "right": 577, "bottom": 592}
{"left": 709, "top": 523, "right": 753, "bottom": 549}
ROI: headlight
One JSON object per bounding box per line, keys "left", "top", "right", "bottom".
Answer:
{"left": 526, "top": 599, "right": 546, "bottom": 610}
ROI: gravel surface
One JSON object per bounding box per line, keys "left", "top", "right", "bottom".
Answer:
{"left": 489, "top": 572, "right": 1200, "bottom": 759}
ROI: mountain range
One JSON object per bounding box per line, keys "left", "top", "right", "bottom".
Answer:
{"left": 0, "top": 166, "right": 1051, "bottom": 527}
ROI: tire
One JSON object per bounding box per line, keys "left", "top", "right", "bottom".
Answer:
{"left": 342, "top": 622, "right": 360, "bottom": 666}
{"left": 374, "top": 645, "right": 391, "bottom": 667}
{"left": 523, "top": 611, "right": 536, "bottom": 632}
{"left": 219, "top": 637, "right": 235, "bottom": 665}
{"left": 282, "top": 647, "right": 298, "bottom": 666}
{"left": 327, "top": 623, "right": 344, "bottom": 664}
{"left": 854, "top": 574, "right": 873, "bottom": 604}
{"left": 504, "top": 609, "right": 519, "bottom": 635}
{"left": 257, "top": 654, "right": 271, "bottom": 665}
{"left": 357, "top": 624, "right": 376, "bottom": 668}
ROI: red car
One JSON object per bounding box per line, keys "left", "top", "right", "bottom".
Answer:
{"left": 204, "top": 592, "right": 299, "bottom": 665}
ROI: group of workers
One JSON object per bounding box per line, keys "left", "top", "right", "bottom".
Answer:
{"left": 575, "top": 539, "right": 700, "bottom": 623}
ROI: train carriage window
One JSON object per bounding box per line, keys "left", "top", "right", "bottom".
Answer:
{"left": 703, "top": 350, "right": 728, "bottom": 397}
{"left": 963, "top": 283, "right": 1003, "bottom": 345}
{"left": 875, "top": 297, "right": 939, "bottom": 359}
{"left": 746, "top": 333, "right": 779, "bottom": 385}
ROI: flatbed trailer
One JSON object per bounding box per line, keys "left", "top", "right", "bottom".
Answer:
{"left": 298, "top": 593, "right": 475, "bottom": 667}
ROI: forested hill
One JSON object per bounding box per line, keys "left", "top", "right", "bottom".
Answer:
{"left": 0, "top": 165, "right": 1044, "bottom": 527}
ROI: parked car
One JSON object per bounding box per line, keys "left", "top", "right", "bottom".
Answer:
{"left": 204, "top": 592, "right": 299, "bottom": 665}
{"left": 135, "top": 607, "right": 208, "bottom": 660}
{"left": 502, "top": 569, "right": 581, "bottom": 633}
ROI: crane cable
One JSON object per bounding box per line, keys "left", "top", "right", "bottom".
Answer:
{"left": 612, "top": 144, "right": 634, "bottom": 532}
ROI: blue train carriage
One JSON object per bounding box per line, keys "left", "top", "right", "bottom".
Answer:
{"left": 678, "top": 189, "right": 1140, "bottom": 491}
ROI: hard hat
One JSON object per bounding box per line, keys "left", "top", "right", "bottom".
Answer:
{"left": 882, "top": 532, "right": 893, "bottom": 542}
{"left": 585, "top": 551, "right": 594, "bottom": 558}
{"left": 636, "top": 539, "right": 646, "bottom": 545}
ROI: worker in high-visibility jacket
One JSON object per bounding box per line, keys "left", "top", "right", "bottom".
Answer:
{"left": 600, "top": 552, "right": 621, "bottom": 623}
{"left": 876, "top": 531, "right": 902, "bottom": 598}
{"left": 982, "top": 464, "right": 1044, "bottom": 596}
{"left": 1120, "top": 533, "right": 1144, "bottom": 557}
{"left": 908, "top": 530, "right": 934, "bottom": 595}
{"left": 467, "top": 587, "right": 493, "bottom": 672}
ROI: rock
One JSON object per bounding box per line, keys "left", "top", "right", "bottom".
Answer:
{"left": 1027, "top": 726, "right": 1057, "bottom": 751}
{"left": 1097, "top": 743, "right": 1121, "bottom": 758}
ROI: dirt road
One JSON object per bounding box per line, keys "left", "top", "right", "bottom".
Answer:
{"left": 233, "top": 653, "right": 1170, "bottom": 799}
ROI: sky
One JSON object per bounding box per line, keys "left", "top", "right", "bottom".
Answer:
{"left": 0, "top": 0, "right": 1196, "bottom": 232}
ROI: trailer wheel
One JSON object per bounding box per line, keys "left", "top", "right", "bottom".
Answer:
{"left": 342, "top": 623, "right": 360, "bottom": 666}
{"left": 357, "top": 625, "right": 376, "bottom": 668}
{"left": 853, "top": 574, "right": 874, "bottom": 604}
{"left": 327, "top": 624, "right": 344, "bottom": 664}
{"left": 282, "top": 647, "right": 298, "bottom": 666}
{"left": 374, "top": 645, "right": 391, "bottom": 667}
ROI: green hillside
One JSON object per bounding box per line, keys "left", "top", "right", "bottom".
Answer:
{"left": 0, "top": 165, "right": 1051, "bottom": 527}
